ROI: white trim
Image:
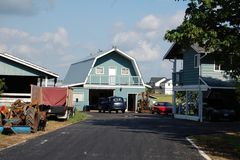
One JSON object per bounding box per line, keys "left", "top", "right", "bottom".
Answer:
{"left": 84, "top": 84, "right": 145, "bottom": 89}
{"left": 121, "top": 67, "right": 129, "bottom": 75}
{"left": 127, "top": 92, "right": 138, "bottom": 112}
{"left": 0, "top": 52, "right": 58, "bottom": 78}
{"left": 173, "top": 85, "right": 208, "bottom": 91}
{"left": 95, "top": 66, "right": 104, "bottom": 75}
{"left": 84, "top": 48, "right": 146, "bottom": 86}
{"left": 213, "top": 60, "right": 223, "bottom": 72}
{"left": 186, "top": 137, "right": 212, "bottom": 160}
{"left": 1, "top": 93, "right": 31, "bottom": 96}
{"left": 62, "top": 82, "right": 84, "bottom": 87}
{"left": 174, "top": 114, "right": 199, "bottom": 121}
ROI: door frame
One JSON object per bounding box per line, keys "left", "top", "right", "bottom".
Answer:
{"left": 127, "top": 93, "right": 137, "bottom": 112}
{"left": 108, "top": 66, "right": 116, "bottom": 85}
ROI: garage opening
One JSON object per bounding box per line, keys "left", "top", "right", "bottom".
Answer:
{"left": 89, "top": 89, "right": 114, "bottom": 109}
{"left": 128, "top": 94, "right": 136, "bottom": 112}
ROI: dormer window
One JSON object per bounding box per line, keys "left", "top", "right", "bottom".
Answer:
{"left": 96, "top": 67, "right": 104, "bottom": 74}
{"left": 121, "top": 68, "right": 129, "bottom": 75}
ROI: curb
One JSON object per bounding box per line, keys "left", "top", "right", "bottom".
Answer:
{"left": 186, "top": 137, "right": 212, "bottom": 160}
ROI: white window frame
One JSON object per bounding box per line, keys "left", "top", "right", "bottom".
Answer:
{"left": 214, "top": 61, "right": 222, "bottom": 71}
{"left": 121, "top": 67, "right": 129, "bottom": 75}
{"left": 96, "top": 66, "right": 104, "bottom": 75}
{"left": 194, "top": 54, "right": 200, "bottom": 68}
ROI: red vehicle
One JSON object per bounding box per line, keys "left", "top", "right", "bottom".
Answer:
{"left": 151, "top": 102, "right": 173, "bottom": 115}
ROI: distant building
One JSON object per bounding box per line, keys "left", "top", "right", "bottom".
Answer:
{"left": 63, "top": 48, "right": 146, "bottom": 111}
{"left": 148, "top": 77, "right": 172, "bottom": 95}
{"left": 163, "top": 43, "right": 238, "bottom": 121}
{"left": 0, "top": 52, "right": 58, "bottom": 105}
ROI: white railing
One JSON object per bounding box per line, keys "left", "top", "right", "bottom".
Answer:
{"left": 87, "top": 75, "right": 142, "bottom": 86}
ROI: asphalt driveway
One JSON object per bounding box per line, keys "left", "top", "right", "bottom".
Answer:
{"left": 0, "top": 112, "right": 239, "bottom": 160}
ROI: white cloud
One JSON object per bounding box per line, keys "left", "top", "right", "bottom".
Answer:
{"left": 0, "top": 28, "right": 29, "bottom": 39}
{"left": 127, "top": 41, "right": 160, "bottom": 61}
{"left": 137, "top": 15, "right": 161, "bottom": 30}
{"left": 40, "top": 27, "right": 69, "bottom": 47}
{"left": 0, "top": 43, "right": 8, "bottom": 52}
{"left": 112, "top": 10, "right": 185, "bottom": 80}
{"left": 0, "top": 27, "right": 74, "bottom": 78}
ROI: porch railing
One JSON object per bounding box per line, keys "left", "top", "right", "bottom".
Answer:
{"left": 86, "top": 75, "right": 142, "bottom": 86}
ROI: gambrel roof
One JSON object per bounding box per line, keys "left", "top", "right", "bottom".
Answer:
{"left": 63, "top": 48, "right": 145, "bottom": 87}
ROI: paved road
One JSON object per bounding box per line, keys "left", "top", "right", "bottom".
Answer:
{"left": 0, "top": 113, "right": 239, "bottom": 160}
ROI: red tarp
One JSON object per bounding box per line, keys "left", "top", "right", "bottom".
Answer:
{"left": 42, "top": 87, "right": 67, "bottom": 106}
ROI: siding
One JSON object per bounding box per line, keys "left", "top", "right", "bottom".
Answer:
{"left": 183, "top": 49, "right": 199, "bottom": 85}
{"left": 72, "top": 87, "right": 89, "bottom": 111}
{"left": 0, "top": 57, "right": 46, "bottom": 76}
{"left": 86, "top": 51, "right": 140, "bottom": 85}
{"left": 93, "top": 51, "right": 137, "bottom": 76}
{"left": 201, "top": 55, "right": 230, "bottom": 80}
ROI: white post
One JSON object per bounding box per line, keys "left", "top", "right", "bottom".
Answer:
{"left": 172, "top": 58, "right": 177, "bottom": 114}
{"left": 44, "top": 76, "right": 48, "bottom": 87}
{"left": 198, "top": 53, "right": 203, "bottom": 122}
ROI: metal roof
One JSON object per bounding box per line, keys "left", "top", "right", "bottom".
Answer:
{"left": 163, "top": 43, "right": 205, "bottom": 60}
{"left": 63, "top": 48, "right": 145, "bottom": 87}
{"left": 63, "top": 58, "right": 95, "bottom": 86}
{"left": 201, "top": 77, "right": 235, "bottom": 89}
{"left": 0, "top": 52, "right": 59, "bottom": 78}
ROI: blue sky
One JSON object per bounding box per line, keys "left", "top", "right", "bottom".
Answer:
{"left": 0, "top": 0, "right": 188, "bottom": 81}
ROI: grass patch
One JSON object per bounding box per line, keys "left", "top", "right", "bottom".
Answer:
{"left": 150, "top": 93, "right": 172, "bottom": 103}
{"left": 67, "top": 111, "right": 88, "bottom": 124}
{"left": 191, "top": 132, "right": 240, "bottom": 160}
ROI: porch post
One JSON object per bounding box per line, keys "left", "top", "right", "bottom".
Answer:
{"left": 198, "top": 54, "right": 203, "bottom": 122}
{"left": 44, "top": 76, "right": 48, "bottom": 87}
{"left": 172, "top": 58, "right": 177, "bottom": 114}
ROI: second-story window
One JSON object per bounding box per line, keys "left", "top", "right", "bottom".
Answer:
{"left": 121, "top": 68, "right": 129, "bottom": 75}
{"left": 194, "top": 54, "right": 200, "bottom": 68}
{"left": 214, "top": 63, "right": 221, "bottom": 71}
{"left": 96, "top": 67, "right": 104, "bottom": 74}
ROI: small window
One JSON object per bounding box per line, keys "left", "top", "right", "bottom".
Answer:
{"left": 121, "top": 68, "right": 129, "bottom": 75}
{"left": 168, "top": 83, "right": 170, "bottom": 86}
{"left": 73, "top": 93, "right": 84, "bottom": 102}
{"left": 96, "top": 67, "right": 104, "bottom": 74}
{"left": 214, "top": 60, "right": 222, "bottom": 71}
{"left": 194, "top": 54, "right": 200, "bottom": 68}
{"left": 214, "top": 63, "right": 221, "bottom": 71}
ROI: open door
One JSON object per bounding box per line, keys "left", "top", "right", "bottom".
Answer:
{"left": 128, "top": 94, "right": 136, "bottom": 112}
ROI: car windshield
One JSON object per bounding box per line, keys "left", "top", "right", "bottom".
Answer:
{"left": 112, "top": 97, "right": 123, "bottom": 102}
{"left": 154, "top": 102, "right": 172, "bottom": 106}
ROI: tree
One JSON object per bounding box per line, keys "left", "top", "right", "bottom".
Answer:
{"left": 165, "top": 0, "right": 240, "bottom": 79}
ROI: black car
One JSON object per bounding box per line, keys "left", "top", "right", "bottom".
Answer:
{"left": 98, "top": 96, "right": 126, "bottom": 113}
{"left": 203, "top": 103, "right": 237, "bottom": 121}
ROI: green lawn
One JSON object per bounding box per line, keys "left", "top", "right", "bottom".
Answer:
{"left": 191, "top": 132, "right": 240, "bottom": 160}
{"left": 150, "top": 93, "right": 172, "bottom": 103}
{"left": 67, "top": 111, "right": 88, "bottom": 124}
